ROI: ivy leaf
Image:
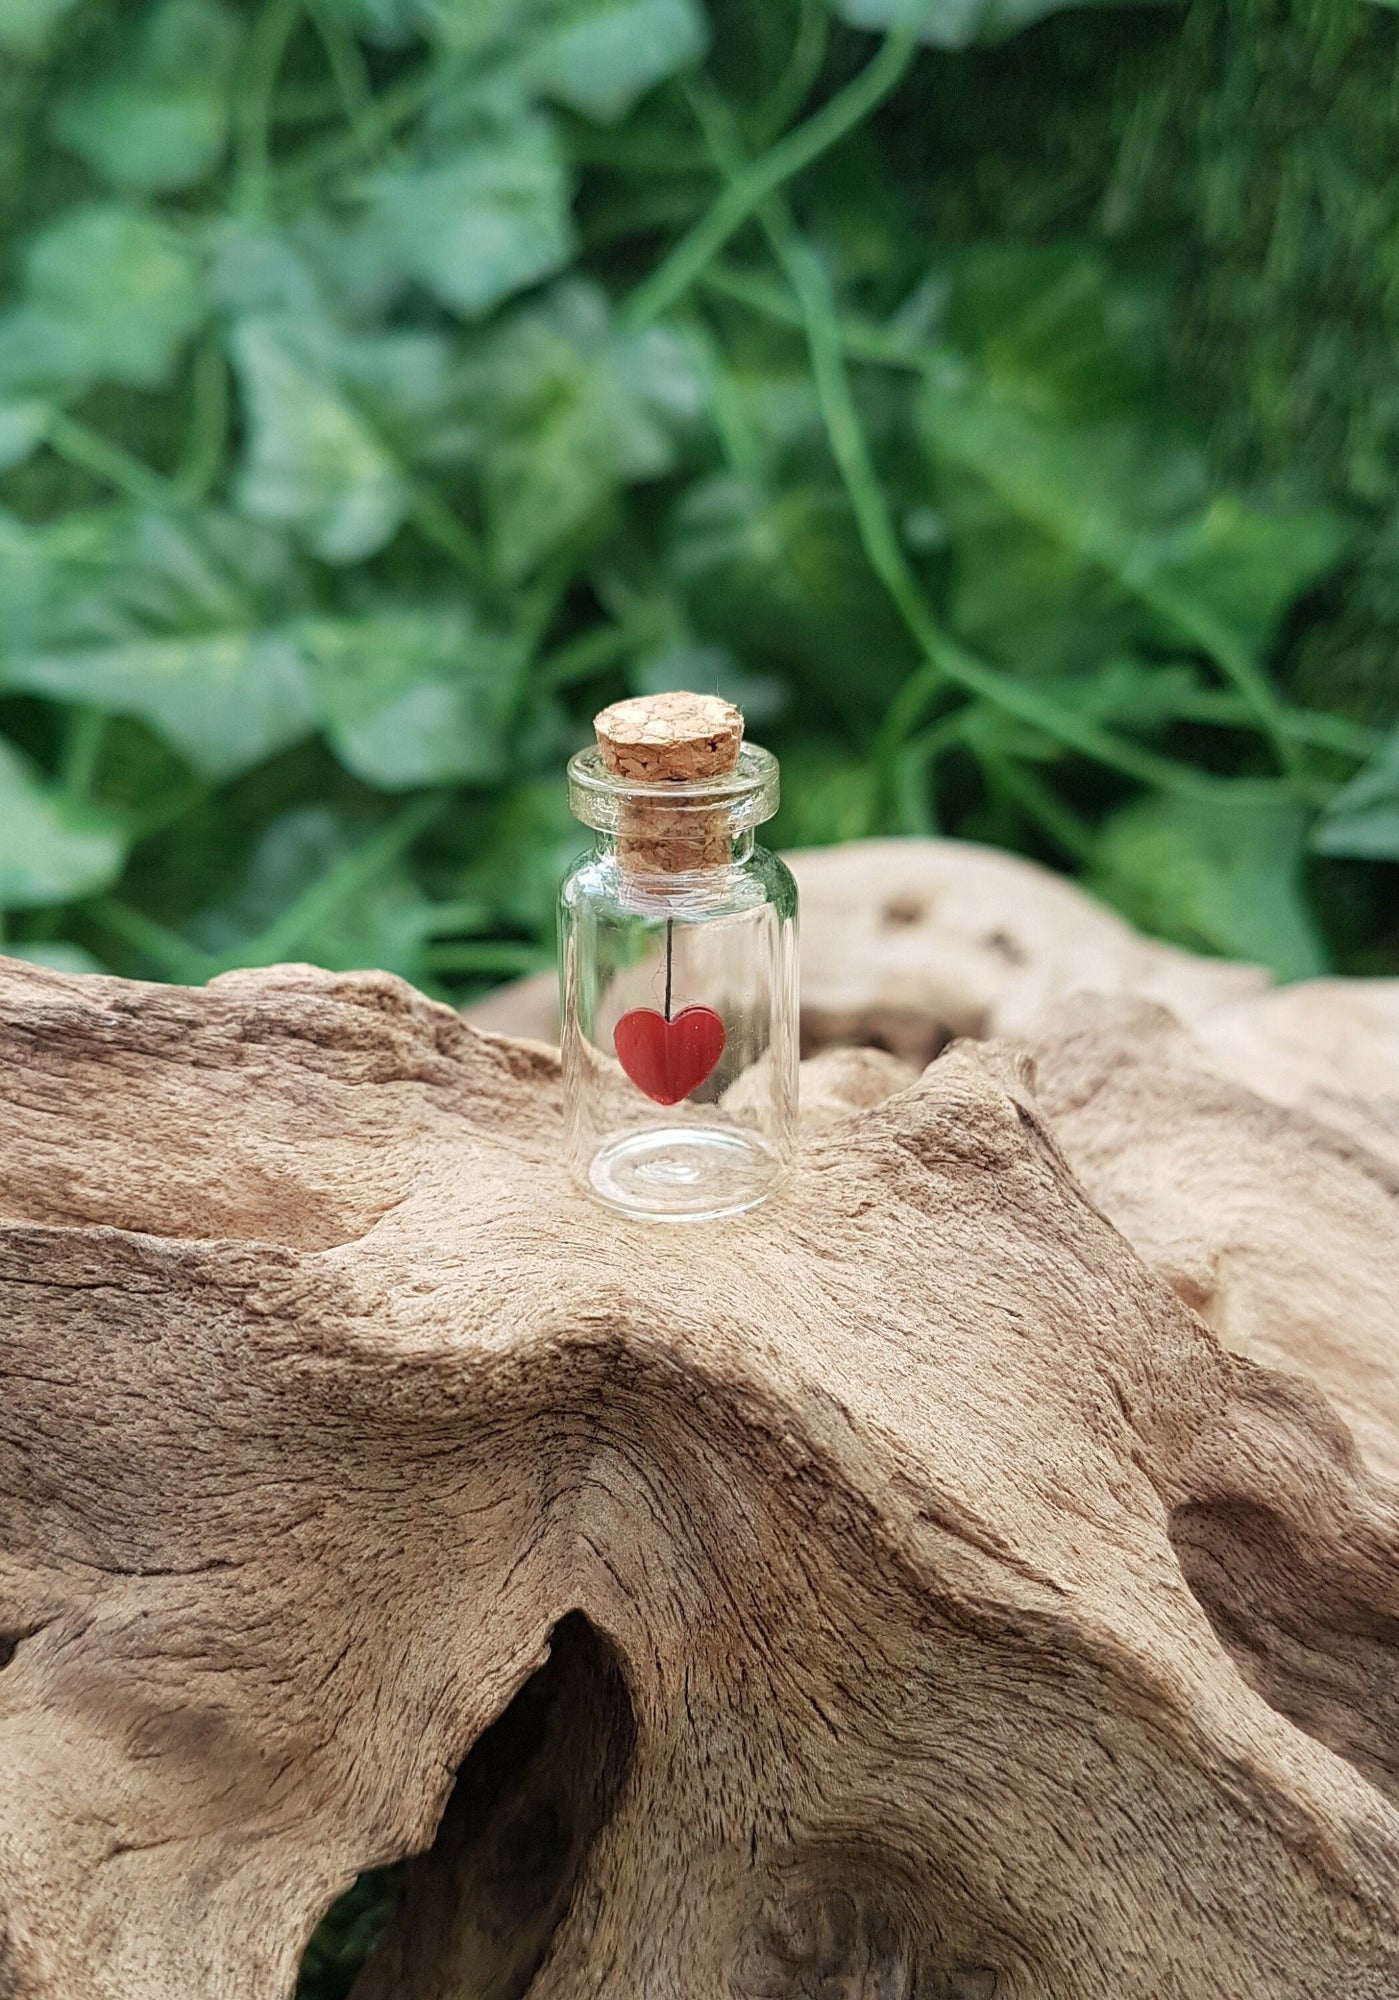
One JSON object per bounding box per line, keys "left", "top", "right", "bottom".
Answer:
{"left": 300, "top": 606, "right": 527, "bottom": 789}
{"left": 454, "top": 778, "right": 586, "bottom": 936}
{"left": 1155, "top": 498, "right": 1352, "bottom": 670}
{"left": 1311, "top": 729, "right": 1399, "bottom": 861}
{"left": 228, "top": 312, "right": 457, "bottom": 563}
{"left": 831, "top": 0, "right": 1175, "bottom": 51}
{"left": 5, "top": 941, "right": 107, "bottom": 973}
{"left": 1089, "top": 787, "right": 1328, "bottom": 982}
{"left": 183, "top": 806, "right": 434, "bottom": 978}
{"left": 473, "top": 278, "right": 705, "bottom": 579}
{"left": 919, "top": 355, "right": 1347, "bottom": 676}
{"left": 0, "top": 0, "right": 81, "bottom": 56}
{"left": 0, "top": 736, "right": 126, "bottom": 908}
{"left": 1, "top": 510, "right": 521, "bottom": 787}
{"left": 10, "top": 632, "right": 317, "bottom": 781}
{"left": 0, "top": 511, "right": 319, "bottom": 780}
{"left": 0, "top": 507, "right": 123, "bottom": 653}
{"left": 50, "top": 0, "right": 240, "bottom": 193}
{"left": 528, "top": 0, "right": 708, "bottom": 121}
{"left": 0, "top": 204, "right": 203, "bottom": 396}
{"left": 360, "top": 107, "right": 574, "bottom": 318}
{"left": 768, "top": 739, "right": 877, "bottom": 848}
{"left": 631, "top": 633, "right": 788, "bottom": 724}
{"left": 671, "top": 473, "right": 915, "bottom": 730}
{"left": 0, "top": 399, "right": 48, "bottom": 471}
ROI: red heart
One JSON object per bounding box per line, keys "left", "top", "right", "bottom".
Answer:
{"left": 614, "top": 1005, "right": 726, "bottom": 1106}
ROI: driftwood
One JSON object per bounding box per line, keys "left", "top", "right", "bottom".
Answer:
{"left": 1, "top": 837, "right": 1396, "bottom": 1999}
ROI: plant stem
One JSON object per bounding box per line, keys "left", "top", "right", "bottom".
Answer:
{"left": 58, "top": 708, "right": 106, "bottom": 802}
{"left": 685, "top": 80, "right": 1262, "bottom": 811}
{"left": 44, "top": 411, "right": 173, "bottom": 510}
{"left": 702, "top": 264, "right": 1365, "bottom": 787}
{"left": 407, "top": 485, "right": 495, "bottom": 593}
{"left": 984, "top": 751, "right": 1097, "bottom": 862}
{"left": 748, "top": 0, "right": 829, "bottom": 149}
{"left": 303, "top": 0, "right": 375, "bottom": 143}
{"left": 274, "top": 60, "right": 438, "bottom": 197}
{"left": 234, "top": 0, "right": 306, "bottom": 218}
{"left": 538, "top": 623, "right": 634, "bottom": 691}
{"left": 625, "top": 6, "right": 930, "bottom": 331}
{"left": 91, "top": 901, "right": 218, "bottom": 984}
{"left": 422, "top": 940, "right": 545, "bottom": 975}
{"left": 173, "top": 334, "right": 230, "bottom": 507}
{"left": 702, "top": 261, "right": 926, "bottom": 369}
{"left": 217, "top": 792, "right": 445, "bottom": 971}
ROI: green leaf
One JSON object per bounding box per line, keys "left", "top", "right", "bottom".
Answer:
{"left": 324, "top": 0, "right": 705, "bottom": 93}
{"left": 0, "top": 204, "right": 204, "bottom": 396}
{"left": 11, "top": 634, "right": 318, "bottom": 781}
{"left": 529, "top": 0, "right": 708, "bottom": 121}
{"left": 6, "top": 940, "right": 107, "bottom": 973}
{"left": 474, "top": 279, "right": 705, "bottom": 579}
{"left": 768, "top": 739, "right": 877, "bottom": 848}
{"left": 918, "top": 350, "right": 1348, "bottom": 678}
{"left": 0, "top": 507, "right": 123, "bottom": 653}
{"left": 1311, "top": 729, "right": 1399, "bottom": 861}
{"left": 0, "top": 398, "right": 49, "bottom": 471}
{"left": 0, "top": 510, "right": 520, "bottom": 787}
{"left": 228, "top": 311, "right": 457, "bottom": 563}
{"left": 631, "top": 636, "right": 788, "bottom": 724}
{"left": 454, "top": 778, "right": 586, "bottom": 936}
{"left": 0, "top": 0, "right": 81, "bottom": 56}
{"left": 361, "top": 109, "right": 574, "bottom": 318}
{"left": 301, "top": 606, "right": 526, "bottom": 789}
{"left": 1155, "top": 498, "right": 1352, "bottom": 670}
{"left": 0, "top": 735, "right": 126, "bottom": 908}
{"left": 1089, "top": 787, "right": 1328, "bottom": 982}
{"left": 831, "top": 0, "right": 1177, "bottom": 51}
{"left": 671, "top": 473, "right": 915, "bottom": 729}
{"left": 183, "top": 806, "right": 433, "bottom": 977}
{"left": 50, "top": 0, "right": 239, "bottom": 192}
{"left": 0, "top": 511, "right": 319, "bottom": 780}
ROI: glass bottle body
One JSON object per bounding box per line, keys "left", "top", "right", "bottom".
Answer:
{"left": 560, "top": 833, "right": 798, "bottom": 1220}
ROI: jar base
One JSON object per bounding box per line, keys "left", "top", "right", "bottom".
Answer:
{"left": 586, "top": 1124, "right": 784, "bottom": 1221}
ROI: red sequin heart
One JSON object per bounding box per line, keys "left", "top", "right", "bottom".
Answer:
{"left": 614, "top": 1005, "right": 726, "bottom": 1106}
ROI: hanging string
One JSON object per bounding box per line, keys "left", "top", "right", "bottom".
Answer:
{"left": 663, "top": 917, "right": 674, "bottom": 1021}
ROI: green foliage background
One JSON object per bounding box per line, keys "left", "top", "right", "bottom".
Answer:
{"left": 0, "top": 0, "right": 1396, "bottom": 1981}
{"left": 0, "top": 0, "right": 1395, "bottom": 1003}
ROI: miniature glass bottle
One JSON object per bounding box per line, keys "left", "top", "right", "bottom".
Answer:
{"left": 559, "top": 693, "right": 798, "bottom": 1221}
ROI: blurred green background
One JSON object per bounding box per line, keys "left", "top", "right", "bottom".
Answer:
{"left": 1, "top": 3, "right": 1396, "bottom": 1984}
{"left": 0, "top": 0, "right": 1396, "bottom": 1009}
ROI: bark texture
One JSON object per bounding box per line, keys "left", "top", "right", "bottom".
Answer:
{"left": 1, "top": 837, "right": 1396, "bottom": 2000}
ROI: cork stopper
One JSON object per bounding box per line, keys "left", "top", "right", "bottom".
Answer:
{"left": 593, "top": 693, "right": 743, "bottom": 784}
{"left": 593, "top": 692, "right": 744, "bottom": 874}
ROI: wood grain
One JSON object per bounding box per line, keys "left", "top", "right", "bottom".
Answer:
{"left": 0, "top": 863, "right": 1395, "bottom": 1997}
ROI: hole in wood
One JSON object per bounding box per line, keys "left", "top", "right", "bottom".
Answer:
{"left": 0, "top": 1624, "right": 43, "bottom": 1673}
{"left": 800, "top": 1006, "right": 960, "bottom": 1069}
{"left": 979, "top": 929, "right": 1026, "bottom": 967}
{"left": 297, "top": 1612, "right": 635, "bottom": 2000}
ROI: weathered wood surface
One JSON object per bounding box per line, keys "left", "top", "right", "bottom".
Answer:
{"left": 0, "top": 836, "right": 1396, "bottom": 1999}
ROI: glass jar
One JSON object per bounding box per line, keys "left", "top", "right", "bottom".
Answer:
{"left": 559, "top": 741, "right": 798, "bottom": 1220}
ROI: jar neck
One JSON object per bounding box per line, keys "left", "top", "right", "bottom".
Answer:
{"left": 594, "top": 829, "right": 756, "bottom": 866}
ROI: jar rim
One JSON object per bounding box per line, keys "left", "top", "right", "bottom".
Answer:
{"left": 567, "top": 741, "right": 779, "bottom": 834}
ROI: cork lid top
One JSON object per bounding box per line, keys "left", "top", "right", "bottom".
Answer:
{"left": 567, "top": 691, "right": 777, "bottom": 855}
{"left": 593, "top": 692, "right": 743, "bottom": 783}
